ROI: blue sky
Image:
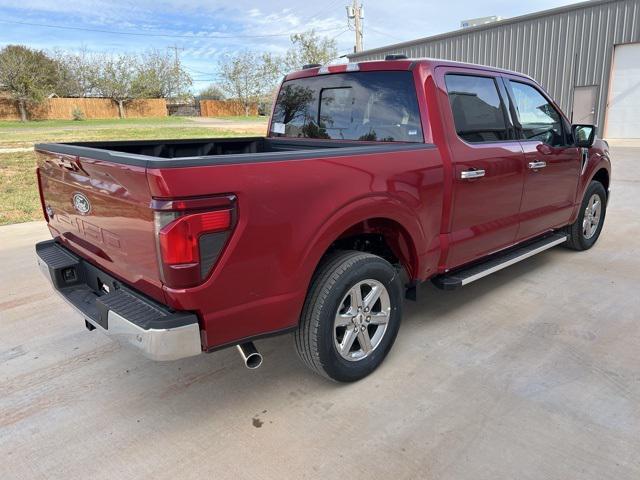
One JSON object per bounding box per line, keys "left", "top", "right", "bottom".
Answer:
{"left": 0, "top": 0, "right": 580, "bottom": 91}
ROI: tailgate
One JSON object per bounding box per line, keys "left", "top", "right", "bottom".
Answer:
{"left": 36, "top": 149, "right": 164, "bottom": 302}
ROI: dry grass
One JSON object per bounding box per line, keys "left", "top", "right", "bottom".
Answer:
{"left": 0, "top": 151, "right": 40, "bottom": 225}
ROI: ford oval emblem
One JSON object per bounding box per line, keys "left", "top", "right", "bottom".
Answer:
{"left": 72, "top": 193, "right": 91, "bottom": 215}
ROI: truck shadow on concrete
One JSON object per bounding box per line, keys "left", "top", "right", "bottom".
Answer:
{"left": 105, "top": 249, "right": 560, "bottom": 402}
{"left": 401, "top": 251, "right": 558, "bottom": 329}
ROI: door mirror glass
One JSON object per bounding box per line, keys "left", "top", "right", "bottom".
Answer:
{"left": 572, "top": 124, "right": 596, "bottom": 147}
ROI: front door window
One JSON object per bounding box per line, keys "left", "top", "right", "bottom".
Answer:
{"left": 509, "top": 81, "right": 564, "bottom": 146}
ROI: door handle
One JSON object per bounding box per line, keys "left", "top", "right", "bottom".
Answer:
{"left": 528, "top": 161, "right": 547, "bottom": 170}
{"left": 460, "top": 169, "right": 486, "bottom": 179}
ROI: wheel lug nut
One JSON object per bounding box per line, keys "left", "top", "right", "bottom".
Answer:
{"left": 361, "top": 326, "right": 366, "bottom": 331}
{"left": 364, "top": 307, "right": 369, "bottom": 312}
{"left": 366, "top": 316, "right": 371, "bottom": 322}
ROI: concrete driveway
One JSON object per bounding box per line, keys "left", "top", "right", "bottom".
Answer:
{"left": 1, "top": 147, "right": 639, "bottom": 480}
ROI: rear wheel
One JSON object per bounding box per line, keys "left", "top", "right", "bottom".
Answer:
{"left": 294, "top": 251, "right": 402, "bottom": 382}
{"left": 565, "top": 180, "right": 607, "bottom": 251}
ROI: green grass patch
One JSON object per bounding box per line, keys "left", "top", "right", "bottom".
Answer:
{"left": 209, "top": 115, "right": 268, "bottom": 122}
{"left": 0, "top": 117, "right": 189, "bottom": 129}
{"left": 0, "top": 151, "right": 40, "bottom": 225}
{"left": 0, "top": 126, "right": 264, "bottom": 149}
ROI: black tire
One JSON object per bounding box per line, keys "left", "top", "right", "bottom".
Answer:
{"left": 565, "top": 180, "right": 607, "bottom": 251}
{"left": 294, "top": 251, "right": 403, "bottom": 382}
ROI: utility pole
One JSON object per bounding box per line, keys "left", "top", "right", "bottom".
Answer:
{"left": 167, "top": 44, "right": 184, "bottom": 100}
{"left": 168, "top": 44, "right": 184, "bottom": 69}
{"left": 346, "top": 1, "right": 364, "bottom": 53}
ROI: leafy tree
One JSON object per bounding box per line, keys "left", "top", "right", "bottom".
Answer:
{"left": 51, "top": 48, "right": 192, "bottom": 102}
{"left": 198, "top": 83, "right": 225, "bottom": 100}
{"left": 0, "top": 45, "right": 60, "bottom": 121}
{"left": 134, "top": 49, "right": 192, "bottom": 100}
{"left": 50, "top": 47, "right": 100, "bottom": 97}
{"left": 284, "top": 30, "right": 338, "bottom": 72}
{"left": 93, "top": 53, "right": 139, "bottom": 118}
{"left": 219, "top": 51, "right": 281, "bottom": 115}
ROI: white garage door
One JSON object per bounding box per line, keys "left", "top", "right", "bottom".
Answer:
{"left": 606, "top": 43, "right": 640, "bottom": 139}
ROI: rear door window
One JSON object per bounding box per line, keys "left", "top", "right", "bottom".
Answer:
{"left": 445, "top": 74, "right": 510, "bottom": 143}
{"left": 271, "top": 71, "right": 423, "bottom": 142}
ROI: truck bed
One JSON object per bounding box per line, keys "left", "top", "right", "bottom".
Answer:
{"left": 35, "top": 137, "right": 430, "bottom": 168}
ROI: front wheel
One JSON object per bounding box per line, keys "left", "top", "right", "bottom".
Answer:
{"left": 565, "top": 180, "right": 607, "bottom": 251}
{"left": 294, "top": 251, "right": 403, "bottom": 382}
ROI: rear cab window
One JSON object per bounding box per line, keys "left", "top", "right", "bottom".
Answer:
{"left": 271, "top": 71, "right": 424, "bottom": 142}
{"left": 444, "top": 74, "right": 511, "bottom": 143}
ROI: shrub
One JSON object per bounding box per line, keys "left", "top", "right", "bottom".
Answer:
{"left": 72, "top": 107, "right": 85, "bottom": 121}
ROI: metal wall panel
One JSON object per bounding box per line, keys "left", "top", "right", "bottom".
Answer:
{"left": 349, "top": 0, "right": 640, "bottom": 132}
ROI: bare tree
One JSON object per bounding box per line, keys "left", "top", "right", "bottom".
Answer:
{"left": 0, "top": 45, "right": 60, "bottom": 121}
{"left": 219, "top": 51, "right": 281, "bottom": 116}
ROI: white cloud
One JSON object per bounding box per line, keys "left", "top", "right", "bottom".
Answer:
{"left": 0, "top": 0, "right": 585, "bottom": 89}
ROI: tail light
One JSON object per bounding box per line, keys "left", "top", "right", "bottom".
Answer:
{"left": 153, "top": 195, "right": 236, "bottom": 289}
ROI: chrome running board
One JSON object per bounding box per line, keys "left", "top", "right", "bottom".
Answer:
{"left": 432, "top": 233, "right": 568, "bottom": 290}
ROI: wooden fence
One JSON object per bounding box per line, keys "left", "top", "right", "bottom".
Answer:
{"left": 200, "top": 100, "right": 258, "bottom": 117}
{"left": 0, "top": 99, "right": 21, "bottom": 120}
{"left": 0, "top": 97, "right": 259, "bottom": 120}
{"left": 0, "top": 98, "right": 167, "bottom": 120}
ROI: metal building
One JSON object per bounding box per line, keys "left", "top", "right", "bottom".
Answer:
{"left": 348, "top": 0, "right": 640, "bottom": 139}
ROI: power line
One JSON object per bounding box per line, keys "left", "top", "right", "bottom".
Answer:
{"left": 187, "top": 67, "right": 218, "bottom": 76}
{"left": 367, "top": 25, "right": 404, "bottom": 42}
{"left": 329, "top": 28, "right": 352, "bottom": 42}
{"left": 301, "top": 0, "right": 344, "bottom": 24}
{"left": 0, "top": 19, "right": 343, "bottom": 39}
{"left": 184, "top": 28, "right": 351, "bottom": 78}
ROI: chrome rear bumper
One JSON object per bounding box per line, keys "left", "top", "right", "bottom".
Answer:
{"left": 36, "top": 240, "right": 202, "bottom": 361}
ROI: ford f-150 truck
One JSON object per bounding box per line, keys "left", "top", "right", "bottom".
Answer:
{"left": 35, "top": 57, "right": 611, "bottom": 382}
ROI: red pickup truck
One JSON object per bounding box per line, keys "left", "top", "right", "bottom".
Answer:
{"left": 35, "top": 57, "right": 610, "bottom": 381}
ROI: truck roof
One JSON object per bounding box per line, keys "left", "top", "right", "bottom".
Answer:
{"left": 284, "top": 57, "right": 534, "bottom": 83}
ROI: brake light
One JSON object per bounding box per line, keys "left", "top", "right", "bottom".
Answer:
{"left": 153, "top": 195, "right": 236, "bottom": 289}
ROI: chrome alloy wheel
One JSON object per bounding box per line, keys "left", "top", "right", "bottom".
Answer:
{"left": 583, "top": 193, "right": 602, "bottom": 240}
{"left": 333, "top": 279, "right": 391, "bottom": 362}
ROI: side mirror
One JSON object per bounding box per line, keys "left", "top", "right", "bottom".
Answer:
{"left": 572, "top": 124, "right": 596, "bottom": 148}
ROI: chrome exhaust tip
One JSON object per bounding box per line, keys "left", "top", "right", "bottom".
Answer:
{"left": 236, "top": 342, "right": 263, "bottom": 369}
